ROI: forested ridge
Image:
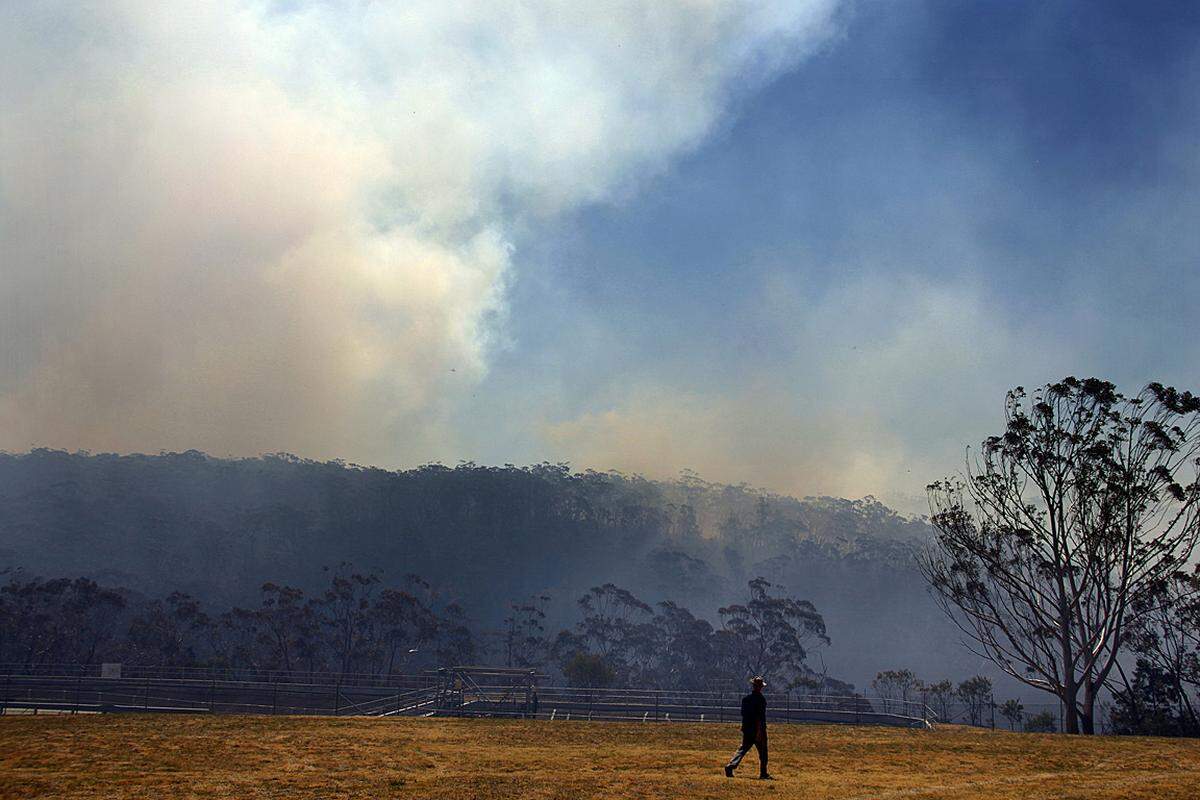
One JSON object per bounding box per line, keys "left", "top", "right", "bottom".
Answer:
{"left": 0, "top": 449, "right": 982, "bottom": 688}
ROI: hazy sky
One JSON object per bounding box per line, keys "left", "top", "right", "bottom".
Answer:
{"left": 2, "top": 1, "right": 1197, "bottom": 509}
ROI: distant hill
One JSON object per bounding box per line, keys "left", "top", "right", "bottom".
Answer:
{"left": 0, "top": 449, "right": 998, "bottom": 690}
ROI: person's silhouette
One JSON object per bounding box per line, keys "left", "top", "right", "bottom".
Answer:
{"left": 724, "top": 676, "right": 772, "bottom": 780}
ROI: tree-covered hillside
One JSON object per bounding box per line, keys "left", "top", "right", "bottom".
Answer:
{"left": 0, "top": 449, "right": 991, "bottom": 688}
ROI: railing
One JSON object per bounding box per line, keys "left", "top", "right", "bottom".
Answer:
{"left": 0, "top": 662, "right": 439, "bottom": 689}
{"left": 337, "top": 686, "right": 442, "bottom": 717}
{"left": 0, "top": 671, "right": 932, "bottom": 728}
{"left": 0, "top": 674, "right": 442, "bottom": 717}
{"left": 438, "top": 683, "right": 929, "bottom": 728}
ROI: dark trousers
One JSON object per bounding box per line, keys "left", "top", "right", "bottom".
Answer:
{"left": 726, "top": 731, "right": 768, "bottom": 775}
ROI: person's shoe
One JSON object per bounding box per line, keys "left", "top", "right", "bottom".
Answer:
{"left": 724, "top": 766, "right": 734, "bottom": 778}
{"left": 759, "top": 773, "right": 774, "bottom": 780}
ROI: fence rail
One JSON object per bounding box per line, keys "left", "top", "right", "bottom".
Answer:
{"left": 0, "top": 672, "right": 932, "bottom": 728}
{"left": 443, "top": 682, "right": 929, "bottom": 727}
{"left": 0, "top": 662, "right": 439, "bottom": 689}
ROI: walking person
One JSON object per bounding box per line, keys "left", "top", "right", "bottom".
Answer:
{"left": 724, "top": 676, "right": 772, "bottom": 780}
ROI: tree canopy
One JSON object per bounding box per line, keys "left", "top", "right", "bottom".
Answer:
{"left": 922, "top": 377, "right": 1200, "bottom": 734}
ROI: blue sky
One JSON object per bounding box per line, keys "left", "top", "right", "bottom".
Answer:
{"left": 2, "top": 1, "right": 1197, "bottom": 508}
{"left": 460, "top": 1, "right": 1200, "bottom": 506}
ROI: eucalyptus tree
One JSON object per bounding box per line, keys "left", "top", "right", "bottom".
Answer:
{"left": 317, "top": 563, "right": 381, "bottom": 674}
{"left": 922, "top": 378, "right": 1200, "bottom": 733}
{"left": 253, "top": 583, "right": 315, "bottom": 673}
{"left": 1123, "top": 568, "right": 1200, "bottom": 730}
{"left": 718, "top": 577, "right": 828, "bottom": 688}
{"left": 373, "top": 584, "right": 436, "bottom": 676}
{"left": 999, "top": 698, "right": 1024, "bottom": 731}
{"left": 127, "top": 591, "right": 207, "bottom": 667}
{"left": 575, "top": 583, "right": 654, "bottom": 675}
{"left": 432, "top": 602, "right": 477, "bottom": 666}
{"left": 956, "top": 676, "right": 993, "bottom": 727}
{"left": 924, "top": 678, "right": 956, "bottom": 723}
{"left": 652, "top": 600, "right": 717, "bottom": 690}
{"left": 871, "top": 669, "right": 921, "bottom": 702}
{"left": 502, "top": 595, "right": 551, "bottom": 669}
{"left": 1, "top": 576, "right": 127, "bottom": 666}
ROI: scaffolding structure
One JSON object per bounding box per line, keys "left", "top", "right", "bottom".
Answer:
{"left": 434, "top": 666, "right": 540, "bottom": 718}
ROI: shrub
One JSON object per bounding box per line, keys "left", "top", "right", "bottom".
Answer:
{"left": 1024, "top": 710, "right": 1057, "bottom": 733}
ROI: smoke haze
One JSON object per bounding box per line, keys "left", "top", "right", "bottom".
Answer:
{"left": 4, "top": 3, "right": 1198, "bottom": 509}
{"left": 0, "top": 1, "right": 841, "bottom": 466}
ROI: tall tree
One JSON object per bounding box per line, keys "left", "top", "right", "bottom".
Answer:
{"left": 127, "top": 592, "right": 208, "bottom": 667}
{"left": 1, "top": 576, "right": 127, "bottom": 666}
{"left": 1109, "top": 658, "right": 1199, "bottom": 737}
{"left": 1123, "top": 569, "right": 1200, "bottom": 731}
{"left": 375, "top": 582, "right": 437, "bottom": 676}
{"left": 999, "top": 698, "right": 1024, "bottom": 731}
{"left": 651, "top": 601, "right": 717, "bottom": 690}
{"left": 871, "top": 669, "right": 920, "bottom": 713}
{"left": 432, "top": 602, "right": 476, "bottom": 666}
{"left": 575, "top": 584, "right": 653, "bottom": 677}
{"left": 316, "top": 564, "right": 380, "bottom": 674}
{"left": 252, "top": 583, "right": 319, "bottom": 673}
{"left": 924, "top": 679, "right": 956, "bottom": 723}
{"left": 956, "top": 676, "right": 993, "bottom": 727}
{"left": 922, "top": 378, "right": 1200, "bottom": 733}
{"left": 718, "top": 577, "right": 828, "bottom": 687}
{"left": 502, "top": 595, "right": 551, "bottom": 669}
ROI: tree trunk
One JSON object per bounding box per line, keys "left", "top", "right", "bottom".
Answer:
{"left": 1161, "top": 661, "right": 1198, "bottom": 731}
{"left": 1061, "top": 678, "right": 1080, "bottom": 734}
{"left": 1080, "top": 682, "right": 1096, "bottom": 735}
{"left": 1056, "top": 588, "right": 1081, "bottom": 735}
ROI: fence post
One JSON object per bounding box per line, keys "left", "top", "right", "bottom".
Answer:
{"left": 654, "top": 691, "right": 659, "bottom": 722}
{"left": 990, "top": 694, "right": 995, "bottom": 730}
{"left": 143, "top": 677, "right": 150, "bottom": 711}
{"left": 75, "top": 674, "right": 82, "bottom": 715}
{"left": 335, "top": 680, "right": 341, "bottom": 716}
{"left": 209, "top": 678, "right": 215, "bottom": 713}
{"left": 273, "top": 682, "right": 278, "bottom": 715}
{"left": 2, "top": 673, "right": 8, "bottom": 715}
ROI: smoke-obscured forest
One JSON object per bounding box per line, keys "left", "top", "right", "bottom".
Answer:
{"left": 0, "top": 449, "right": 996, "bottom": 690}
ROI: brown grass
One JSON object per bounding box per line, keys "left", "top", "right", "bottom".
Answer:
{"left": 1, "top": 714, "right": 1198, "bottom": 799}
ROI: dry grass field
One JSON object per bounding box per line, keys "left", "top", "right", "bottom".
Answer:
{"left": 2, "top": 714, "right": 1198, "bottom": 800}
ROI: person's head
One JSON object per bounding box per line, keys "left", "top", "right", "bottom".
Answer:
{"left": 750, "top": 676, "right": 766, "bottom": 693}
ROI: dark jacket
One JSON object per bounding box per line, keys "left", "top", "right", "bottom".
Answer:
{"left": 740, "top": 691, "right": 766, "bottom": 736}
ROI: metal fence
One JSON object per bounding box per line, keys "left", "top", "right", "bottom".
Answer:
{"left": 0, "top": 671, "right": 932, "bottom": 728}
{"left": 0, "top": 674, "right": 442, "bottom": 717}
{"left": 936, "top": 696, "right": 1113, "bottom": 735}
{"left": 0, "top": 662, "right": 438, "bottom": 689}
{"left": 3, "top": 665, "right": 1114, "bottom": 733}
{"left": 443, "top": 684, "right": 929, "bottom": 727}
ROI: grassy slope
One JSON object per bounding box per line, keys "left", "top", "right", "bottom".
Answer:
{"left": 1, "top": 715, "right": 1197, "bottom": 800}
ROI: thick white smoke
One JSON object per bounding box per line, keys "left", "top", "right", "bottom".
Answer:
{"left": 0, "top": 1, "right": 842, "bottom": 464}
